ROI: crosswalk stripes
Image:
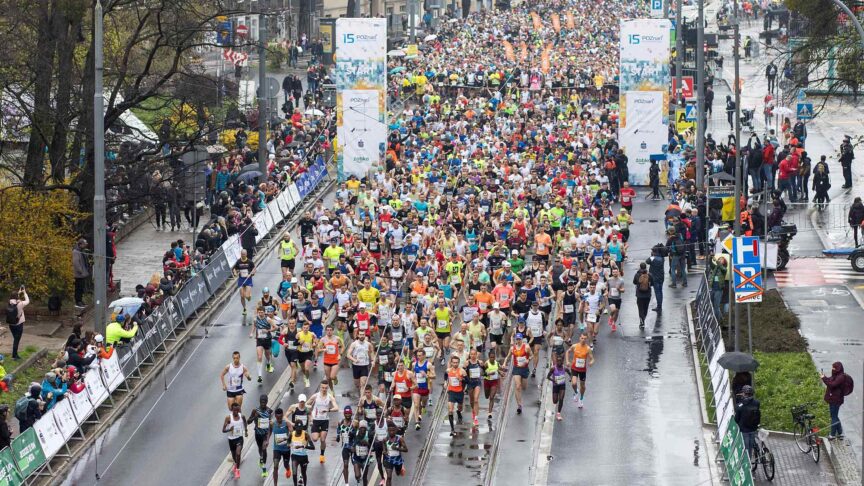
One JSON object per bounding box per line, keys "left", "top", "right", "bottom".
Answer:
{"left": 774, "top": 257, "right": 864, "bottom": 287}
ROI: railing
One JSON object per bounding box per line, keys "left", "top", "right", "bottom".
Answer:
{"left": 3, "top": 156, "right": 335, "bottom": 485}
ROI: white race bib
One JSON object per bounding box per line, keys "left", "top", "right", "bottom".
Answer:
{"left": 575, "top": 358, "right": 586, "bottom": 368}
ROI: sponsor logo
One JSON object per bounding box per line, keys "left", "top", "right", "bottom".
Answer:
{"left": 628, "top": 33, "right": 664, "bottom": 44}
{"left": 342, "top": 33, "right": 379, "bottom": 44}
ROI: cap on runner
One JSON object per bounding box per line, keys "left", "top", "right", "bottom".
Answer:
{"left": 298, "top": 393, "right": 307, "bottom": 402}
{"left": 514, "top": 333, "right": 524, "bottom": 340}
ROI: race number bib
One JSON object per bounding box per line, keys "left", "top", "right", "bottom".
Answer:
{"left": 575, "top": 358, "right": 586, "bottom": 368}
{"left": 586, "top": 313, "right": 598, "bottom": 323}
{"left": 516, "top": 356, "right": 528, "bottom": 367}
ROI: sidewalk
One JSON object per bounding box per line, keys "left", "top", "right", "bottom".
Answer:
{"left": 752, "top": 433, "right": 837, "bottom": 486}
{"left": 112, "top": 218, "right": 198, "bottom": 297}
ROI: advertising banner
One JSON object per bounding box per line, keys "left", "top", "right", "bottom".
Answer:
{"left": 150, "top": 302, "right": 176, "bottom": 344}
{"left": 319, "top": 18, "right": 336, "bottom": 65}
{"left": 84, "top": 366, "right": 109, "bottom": 407}
{"left": 10, "top": 428, "right": 45, "bottom": 478}
{"left": 335, "top": 18, "right": 386, "bottom": 181}
{"left": 288, "top": 184, "right": 301, "bottom": 208}
{"left": 164, "top": 296, "right": 184, "bottom": 331}
{"left": 66, "top": 387, "right": 94, "bottom": 424}
{"left": 202, "top": 251, "right": 232, "bottom": 295}
{"left": 32, "top": 410, "right": 64, "bottom": 459}
{"left": 619, "top": 90, "right": 666, "bottom": 178}
{"left": 619, "top": 19, "right": 672, "bottom": 184}
{"left": 254, "top": 211, "right": 268, "bottom": 243}
{"left": 99, "top": 351, "right": 125, "bottom": 392}
{"left": 51, "top": 399, "right": 78, "bottom": 442}
{"left": 0, "top": 448, "right": 22, "bottom": 486}
{"left": 222, "top": 235, "right": 242, "bottom": 268}
{"left": 116, "top": 344, "right": 138, "bottom": 379}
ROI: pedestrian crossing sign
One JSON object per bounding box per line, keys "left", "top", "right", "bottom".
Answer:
{"left": 796, "top": 103, "right": 813, "bottom": 120}
{"left": 685, "top": 104, "right": 697, "bottom": 121}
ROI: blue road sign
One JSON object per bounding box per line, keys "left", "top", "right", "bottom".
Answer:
{"left": 733, "top": 236, "right": 763, "bottom": 303}
{"left": 796, "top": 103, "right": 814, "bottom": 120}
{"left": 685, "top": 104, "right": 698, "bottom": 121}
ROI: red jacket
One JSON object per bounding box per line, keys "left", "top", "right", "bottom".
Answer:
{"left": 762, "top": 144, "right": 775, "bottom": 165}
{"left": 778, "top": 160, "right": 794, "bottom": 180}
{"left": 822, "top": 362, "right": 848, "bottom": 405}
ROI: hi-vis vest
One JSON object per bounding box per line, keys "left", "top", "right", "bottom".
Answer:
{"left": 280, "top": 240, "right": 297, "bottom": 261}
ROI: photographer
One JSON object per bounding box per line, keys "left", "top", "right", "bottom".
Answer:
{"left": 6, "top": 286, "right": 29, "bottom": 360}
{"left": 105, "top": 314, "right": 139, "bottom": 347}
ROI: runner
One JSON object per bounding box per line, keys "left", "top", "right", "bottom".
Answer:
{"left": 317, "top": 324, "right": 344, "bottom": 387}
{"left": 383, "top": 422, "right": 408, "bottom": 486}
{"left": 482, "top": 352, "right": 503, "bottom": 420}
{"left": 279, "top": 318, "right": 300, "bottom": 390}
{"left": 359, "top": 384, "right": 385, "bottom": 425}
{"left": 307, "top": 381, "right": 338, "bottom": 464}
{"left": 390, "top": 360, "right": 414, "bottom": 410}
{"left": 289, "top": 416, "right": 314, "bottom": 486}
{"left": 280, "top": 233, "right": 298, "bottom": 278}
{"left": 565, "top": 333, "right": 596, "bottom": 409}
{"left": 386, "top": 395, "right": 410, "bottom": 435}
{"left": 445, "top": 355, "right": 467, "bottom": 436}
{"left": 220, "top": 351, "right": 252, "bottom": 410}
{"left": 486, "top": 303, "right": 507, "bottom": 358}
{"left": 525, "top": 301, "right": 546, "bottom": 377}
{"left": 463, "top": 348, "right": 484, "bottom": 426}
{"left": 503, "top": 333, "right": 532, "bottom": 415}
{"left": 351, "top": 420, "right": 373, "bottom": 486}
{"left": 606, "top": 267, "right": 625, "bottom": 332}
{"left": 248, "top": 394, "right": 273, "bottom": 477}
{"left": 296, "top": 321, "right": 317, "bottom": 388}
{"left": 547, "top": 355, "right": 569, "bottom": 421}
{"left": 235, "top": 249, "right": 256, "bottom": 316}
{"left": 250, "top": 307, "right": 277, "bottom": 383}
{"left": 336, "top": 406, "right": 354, "bottom": 486}
{"left": 271, "top": 408, "right": 292, "bottom": 484}
{"left": 433, "top": 298, "right": 453, "bottom": 365}
{"left": 221, "top": 401, "right": 247, "bottom": 479}
{"left": 347, "top": 331, "right": 375, "bottom": 393}
{"left": 411, "top": 348, "right": 434, "bottom": 430}
{"left": 287, "top": 394, "right": 310, "bottom": 435}
{"left": 579, "top": 281, "right": 605, "bottom": 347}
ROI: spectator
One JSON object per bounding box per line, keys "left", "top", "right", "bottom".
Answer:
{"left": 72, "top": 238, "right": 90, "bottom": 309}
{"left": 632, "top": 262, "right": 653, "bottom": 328}
{"left": 645, "top": 244, "right": 666, "bottom": 313}
{"left": 6, "top": 287, "right": 29, "bottom": 360}
{"left": 106, "top": 314, "right": 139, "bottom": 346}
{"left": 734, "top": 385, "right": 761, "bottom": 456}
{"left": 14, "top": 385, "right": 42, "bottom": 433}
{"left": 839, "top": 135, "right": 855, "bottom": 189}
{"left": 666, "top": 227, "right": 687, "bottom": 288}
{"left": 821, "top": 361, "right": 850, "bottom": 440}
{"left": 0, "top": 405, "right": 11, "bottom": 450}
{"left": 40, "top": 371, "right": 67, "bottom": 411}
{"left": 848, "top": 197, "right": 864, "bottom": 247}
{"left": 65, "top": 339, "right": 96, "bottom": 374}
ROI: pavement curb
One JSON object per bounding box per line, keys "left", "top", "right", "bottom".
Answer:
{"left": 38, "top": 177, "right": 336, "bottom": 485}
{"left": 685, "top": 301, "right": 720, "bottom": 486}
{"left": 823, "top": 437, "right": 862, "bottom": 486}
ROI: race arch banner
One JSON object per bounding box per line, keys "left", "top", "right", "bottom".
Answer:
{"left": 335, "top": 18, "right": 386, "bottom": 181}
{"left": 619, "top": 18, "right": 672, "bottom": 185}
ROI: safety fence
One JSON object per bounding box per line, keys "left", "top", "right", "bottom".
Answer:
{"left": 0, "top": 156, "right": 332, "bottom": 486}
{"left": 694, "top": 276, "right": 754, "bottom": 486}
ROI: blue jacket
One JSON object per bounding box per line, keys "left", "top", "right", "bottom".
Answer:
{"left": 215, "top": 170, "right": 231, "bottom": 192}
{"left": 40, "top": 378, "right": 68, "bottom": 411}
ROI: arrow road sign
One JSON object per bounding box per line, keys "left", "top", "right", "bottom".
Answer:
{"left": 685, "top": 104, "right": 698, "bottom": 121}
{"left": 796, "top": 103, "right": 813, "bottom": 120}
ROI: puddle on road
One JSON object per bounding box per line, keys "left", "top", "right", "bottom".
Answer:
{"left": 643, "top": 335, "right": 664, "bottom": 378}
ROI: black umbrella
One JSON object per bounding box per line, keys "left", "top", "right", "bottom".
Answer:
{"left": 236, "top": 170, "right": 263, "bottom": 183}
{"left": 239, "top": 163, "right": 260, "bottom": 175}
{"left": 717, "top": 352, "right": 759, "bottom": 372}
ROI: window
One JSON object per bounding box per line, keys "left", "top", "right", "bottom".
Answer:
{"left": 399, "top": 4, "right": 405, "bottom": 11}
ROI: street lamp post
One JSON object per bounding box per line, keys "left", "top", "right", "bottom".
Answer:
{"left": 258, "top": 12, "right": 268, "bottom": 175}
{"left": 696, "top": 0, "right": 706, "bottom": 190}
{"left": 732, "top": 0, "right": 742, "bottom": 352}
{"left": 675, "top": 0, "right": 684, "bottom": 107}
{"left": 94, "top": 0, "right": 107, "bottom": 337}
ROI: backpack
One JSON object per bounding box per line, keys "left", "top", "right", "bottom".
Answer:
{"left": 604, "top": 159, "right": 616, "bottom": 171}
{"left": 638, "top": 272, "right": 651, "bottom": 292}
{"left": 14, "top": 396, "right": 31, "bottom": 422}
{"left": 5, "top": 303, "right": 18, "bottom": 325}
{"left": 843, "top": 373, "right": 854, "bottom": 396}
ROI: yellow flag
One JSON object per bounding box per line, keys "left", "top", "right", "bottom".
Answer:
{"left": 721, "top": 197, "right": 735, "bottom": 221}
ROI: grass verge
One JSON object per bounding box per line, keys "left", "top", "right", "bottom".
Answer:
{"left": 753, "top": 351, "right": 831, "bottom": 432}
{"left": 0, "top": 346, "right": 49, "bottom": 408}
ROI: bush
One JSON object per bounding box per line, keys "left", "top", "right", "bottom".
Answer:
{"left": 0, "top": 189, "right": 83, "bottom": 299}
{"left": 722, "top": 289, "right": 808, "bottom": 353}
{"left": 753, "top": 351, "right": 830, "bottom": 432}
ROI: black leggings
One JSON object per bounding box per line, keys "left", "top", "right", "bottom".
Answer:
{"left": 636, "top": 297, "right": 651, "bottom": 322}
{"left": 9, "top": 324, "right": 23, "bottom": 358}
{"left": 255, "top": 433, "right": 268, "bottom": 463}
{"left": 291, "top": 456, "right": 308, "bottom": 486}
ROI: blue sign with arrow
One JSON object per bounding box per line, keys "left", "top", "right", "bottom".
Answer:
{"left": 685, "top": 104, "right": 697, "bottom": 121}
{"left": 796, "top": 103, "right": 814, "bottom": 120}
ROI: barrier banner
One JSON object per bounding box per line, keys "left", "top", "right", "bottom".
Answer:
{"left": 254, "top": 211, "right": 268, "bottom": 243}
{"left": 116, "top": 344, "right": 138, "bottom": 379}
{"left": 66, "top": 384, "right": 94, "bottom": 424}
{"left": 202, "top": 251, "right": 231, "bottom": 295}
{"left": 139, "top": 318, "right": 163, "bottom": 362}
{"left": 288, "top": 184, "right": 301, "bottom": 208}
{"left": 335, "top": 18, "right": 387, "bottom": 180}
{"left": 84, "top": 366, "right": 109, "bottom": 407}
{"left": 51, "top": 399, "right": 78, "bottom": 442}
{"left": 222, "top": 235, "right": 242, "bottom": 267}
{"left": 189, "top": 273, "right": 210, "bottom": 312}
{"left": 276, "top": 191, "right": 291, "bottom": 217}
{"left": 150, "top": 303, "right": 176, "bottom": 344}
{"left": 0, "top": 448, "right": 22, "bottom": 486}
{"left": 268, "top": 198, "right": 284, "bottom": 220}
{"left": 99, "top": 351, "right": 125, "bottom": 392}
{"left": 263, "top": 204, "right": 276, "bottom": 232}
{"left": 619, "top": 19, "right": 672, "bottom": 184}
{"left": 32, "top": 409, "right": 64, "bottom": 459}
{"left": 10, "top": 428, "right": 46, "bottom": 478}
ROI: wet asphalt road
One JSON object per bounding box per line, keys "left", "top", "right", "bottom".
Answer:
{"left": 546, "top": 195, "right": 713, "bottom": 486}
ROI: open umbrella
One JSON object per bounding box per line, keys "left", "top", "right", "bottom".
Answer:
{"left": 717, "top": 351, "right": 760, "bottom": 372}
{"left": 109, "top": 297, "right": 144, "bottom": 317}
{"left": 237, "top": 170, "right": 264, "bottom": 183}
{"left": 388, "top": 49, "right": 405, "bottom": 57}
{"left": 772, "top": 106, "right": 794, "bottom": 116}
{"left": 389, "top": 66, "right": 406, "bottom": 75}
{"left": 304, "top": 108, "right": 324, "bottom": 117}
{"left": 239, "top": 163, "right": 261, "bottom": 175}
{"left": 424, "top": 34, "right": 437, "bottom": 42}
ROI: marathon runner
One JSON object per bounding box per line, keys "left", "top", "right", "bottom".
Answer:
{"left": 296, "top": 321, "right": 317, "bottom": 388}
{"left": 565, "top": 333, "right": 596, "bottom": 409}
{"left": 317, "top": 324, "right": 344, "bottom": 387}
{"left": 336, "top": 406, "right": 355, "bottom": 486}
{"left": 279, "top": 319, "right": 300, "bottom": 390}
{"left": 547, "top": 355, "right": 569, "bottom": 421}
{"left": 307, "top": 381, "right": 338, "bottom": 464}
{"left": 271, "top": 408, "right": 292, "bottom": 484}
{"left": 221, "top": 402, "right": 247, "bottom": 479}
{"left": 383, "top": 423, "right": 408, "bottom": 485}
{"left": 410, "top": 348, "right": 434, "bottom": 430}
{"left": 482, "top": 353, "right": 503, "bottom": 420}
{"left": 446, "top": 355, "right": 467, "bottom": 436}
{"left": 347, "top": 331, "right": 375, "bottom": 393}
{"left": 250, "top": 307, "right": 277, "bottom": 383}
{"left": 503, "top": 333, "right": 533, "bottom": 415}
{"left": 351, "top": 420, "right": 373, "bottom": 486}
{"left": 289, "top": 416, "right": 315, "bottom": 486}
{"left": 248, "top": 394, "right": 273, "bottom": 477}
{"left": 235, "top": 249, "right": 256, "bottom": 316}
{"left": 464, "top": 349, "right": 484, "bottom": 426}
{"left": 220, "top": 351, "right": 251, "bottom": 410}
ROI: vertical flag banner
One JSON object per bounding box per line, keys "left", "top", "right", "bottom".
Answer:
{"left": 541, "top": 44, "right": 552, "bottom": 74}
{"left": 566, "top": 12, "right": 576, "bottom": 29}
{"left": 551, "top": 13, "right": 561, "bottom": 33}
{"left": 503, "top": 40, "right": 515, "bottom": 61}
{"left": 619, "top": 19, "right": 672, "bottom": 184}
{"left": 335, "top": 18, "right": 387, "bottom": 181}
{"left": 531, "top": 12, "right": 542, "bottom": 31}
{"left": 520, "top": 41, "right": 528, "bottom": 61}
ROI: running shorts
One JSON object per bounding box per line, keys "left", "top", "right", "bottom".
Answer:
{"left": 291, "top": 454, "right": 309, "bottom": 466}
{"left": 352, "top": 365, "right": 370, "bottom": 380}
{"left": 569, "top": 369, "right": 587, "bottom": 381}
{"left": 311, "top": 419, "right": 329, "bottom": 434}
{"left": 238, "top": 277, "right": 253, "bottom": 288}
{"left": 297, "top": 351, "right": 314, "bottom": 363}
{"left": 227, "top": 389, "right": 246, "bottom": 398}
{"left": 256, "top": 337, "right": 272, "bottom": 349}
{"left": 228, "top": 436, "right": 244, "bottom": 452}
{"left": 447, "top": 390, "right": 464, "bottom": 404}
{"left": 435, "top": 331, "right": 450, "bottom": 341}
{"left": 512, "top": 367, "right": 530, "bottom": 379}
{"left": 529, "top": 336, "right": 544, "bottom": 347}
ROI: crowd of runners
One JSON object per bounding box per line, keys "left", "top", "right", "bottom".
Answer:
{"left": 215, "top": 1, "right": 671, "bottom": 485}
